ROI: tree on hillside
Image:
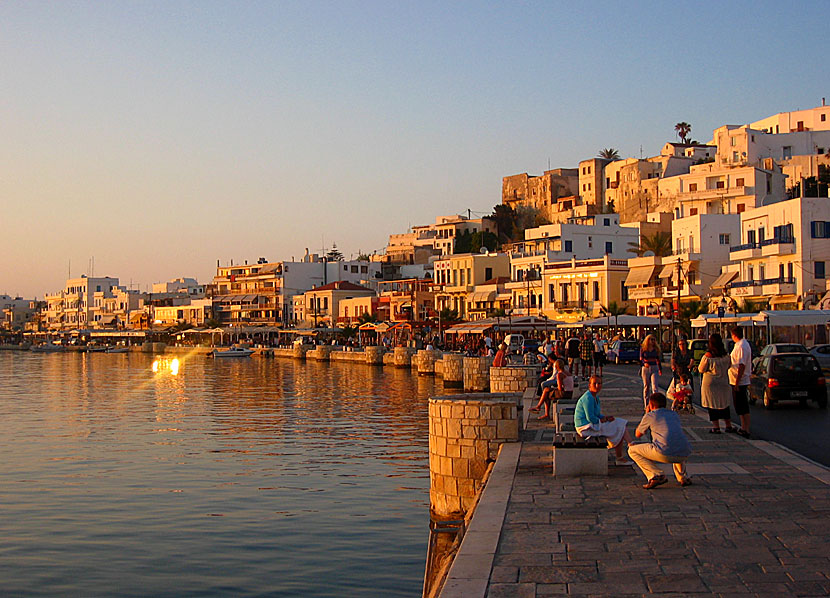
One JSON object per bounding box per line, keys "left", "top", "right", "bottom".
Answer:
{"left": 628, "top": 231, "right": 672, "bottom": 257}
{"left": 490, "top": 204, "right": 517, "bottom": 242}
{"left": 674, "top": 122, "right": 692, "bottom": 144}
{"left": 325, "top": 244, "right": 344, "bottom": 261}
{"left": 598, "top": 148, "right": 620, "bottom": 160}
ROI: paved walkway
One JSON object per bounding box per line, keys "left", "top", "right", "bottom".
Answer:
{"left": 442, "top": 366, "right": 830, "bottom": 598}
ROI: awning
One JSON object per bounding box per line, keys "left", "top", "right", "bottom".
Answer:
{"left": 752, "top": 310, "right": 830, "bottom": 327}
{"left": 100, "top": 315, "right": 117, "bottom": 324}
{"left": 659, "top": 261, "right": 696, "bottom": 279}
{"left": 624, "top": 266, "right": 655, "bottom": 286}
{"left": 468, "top": 291, "right": 496, "bottom": 303}
{"left": 711, "top": 270, "right": 739, "bottom": 289}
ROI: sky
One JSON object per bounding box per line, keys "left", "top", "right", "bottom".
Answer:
{"left": 2, "top": 0, "right": 829, "bottom": 298}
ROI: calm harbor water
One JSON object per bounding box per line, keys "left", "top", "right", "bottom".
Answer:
{"left": 0, "top": 351, "right": 441, "bottom": 597}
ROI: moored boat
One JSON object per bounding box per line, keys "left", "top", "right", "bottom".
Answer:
{"left": 210, "top": 347, "right": 254, "bottom": 358}
{"left": 31, "top": 342, "right": 67, "bottom": 353}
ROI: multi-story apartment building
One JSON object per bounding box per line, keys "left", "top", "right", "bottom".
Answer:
{"left": 210, "top": 252, "right": 380, "bottom": 326}
{"left": 433, "top": 253, "right": 510, "bottom": 319}
{"left": 383, "top": 214, "right": 497, "bottom": 264}
{"left": 721, "top": 196, "right": 830, "bottom": 310}
{"left": 625, "top": 214, "right": 739, "bottom": 315}
{"left": 0, "top": 295, "right": 38, "bottom": 331}
{"left": 540, "top": 255, "right": 631, "bottom": 321}
{"left": 376, "top": 278, "right": 435, "bottom": 322}
{"left": 337, "top": 296, "right": 380, "bottom": 326}
{"left": 152, "top": 277, "right": 206, "bottom": 298}
{"left": 44, "top": 276, "right": 121, "bottom": 330}
{"left": 153, "top": 299, "right": 213, "bottom": 327}
{"left": 505, "top": 214, "right": 640, "bottom": 314}
{"left": 298, "top": 281, "right": 375, "bottom": 328}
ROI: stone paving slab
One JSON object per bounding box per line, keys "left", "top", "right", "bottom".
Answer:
{"left": 438, "top": 367, "right": 830, "bottom": 597}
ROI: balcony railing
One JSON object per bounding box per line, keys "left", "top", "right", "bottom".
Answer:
{"left": 730, "top": 242, "right": 756, "bottom": 252}
{"left": 760, "top": 276, "right": 796, "bottom": 285}
{"left": 730, "top": 280, "right": 756, "bottom": 288}
{"left": 760, "top": 236, "right": 795, "bottom": 247}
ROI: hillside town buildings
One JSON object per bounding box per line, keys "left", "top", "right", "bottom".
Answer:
{"left": 14, "top": 103, "right": 830, "bottom": 338}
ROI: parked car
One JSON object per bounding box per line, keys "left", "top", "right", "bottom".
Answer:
{"left": 503, "top": 334, "right": 524, "bottom": 354}
{"left": 688, "top": 339, "right": 709, "bottom": 363}
{"left": 749, "top": 353, "right": 827, "bottom": 409}
{"left": 758, "top": 343, "right": 808, "bottom": 357}
{"left": 809, "top": 344, "right": 830, "bottom": 371}
{"left": 607, "top": 340, "right": 640, "bottom": 364}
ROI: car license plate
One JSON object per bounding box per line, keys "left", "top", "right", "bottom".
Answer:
{"left": 790, "top": 391, "right": 808, "bottom": 398}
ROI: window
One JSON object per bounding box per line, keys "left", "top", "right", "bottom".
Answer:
{"left": 690, "top": 208, "right": 698, "bottom": 216}
{"left": 736, "top": 177, "right": 745, "bottom": 187}
{"left": 549, "top": 284, "right": 555, "bottom": 303}
{"left": 788, "top": 263, "right": 793, "bottom": 280}
{"left": 485, "top": 267, "right": 493, "bottom": 280}
{"left": 605, "top": 241, "right": 613, "bottom": 254}
{"left": 593, "top": 281, "right": 600, "bottom": 301}
{"left": 719, "top": 234, "right": 731, "bottom": 245}
{"left": 822, "top": 114, "right": 827, "bottom": 122}
{"left": 603, "top": 218, "right": 610, "bottom": 226}
{"left": 621, "top": 281, "right": 628, "bottom": 301}
{"left": 758, "top": 227, "right": 765, "bottom": 243}
{"left": 779, "top": 264, "right": 785, "bottom": 279}
{"left": 733, "top": 152, "right": 739, "bottom": 162}
{"left": 716, "top": 181, "right": 725, "bottom": 189}
{"left": 783, "top": 146, "right": 792, "bottom": 159}
{"left": 747, "top": 229, "right": 756, "bottom": 245}
{"left": 361, "top": 265, "right": 368, "bottom": 273}
{"left": 731, "top": 136, "right": 737, "bottom": 146}
{"left": 564, "top": 240, "right": 572, "bottom": 252}
{"left": 816, "top": 261, "right": 826, "bottom": 280}
{"left": 582, "top": 184, "right": 586, "bottom": 192}
{"left": 688, "top": 183, "right": 697, "bottom": 192}
{"left": 351, "top": 265, "right": 358, "bottom": 273}
{"left": 748, "top": 266, "right": 754, "bottom": 281}
{"left": 818, "top": 148, "right": 825, "bottom": 155}
{"left": 343, "top": 265, "right": 348, "bottom": 271}
{"left": 811, "top": 221, "right": 830, "bottom": 238}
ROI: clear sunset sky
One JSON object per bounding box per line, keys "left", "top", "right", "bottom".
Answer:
{"left": 2, "top": 1, "right": 828, "bottom": 298}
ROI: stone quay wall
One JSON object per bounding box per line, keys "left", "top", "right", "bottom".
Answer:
{"left": 463, "top": 356, "right": 492, "bottom": 392}
{"left": 490, "top": 365, "right": 541, "bottom": 394}
{"left": 394, "top": 346, "right": 416, "bottom": 368}
{"left": 434, "top": 358, "right": 444, "bottom": 378}
{"left": 428, "top": 394, "right": 520, "bottom": 518}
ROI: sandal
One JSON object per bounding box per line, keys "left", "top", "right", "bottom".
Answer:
{"left": 528, "top": 407, "right": 540, "bottom": 412}
{"left": 737, "top": 429, "right": 751, "bottom": 438}
{"left": 538, "top": 415, "right": 551, "bottom": 421}
{"left": 724, "top": 427, "right": 737, "bottom": 433}
{"left": 708, "top": 428, "right": 721, "bottom": 434}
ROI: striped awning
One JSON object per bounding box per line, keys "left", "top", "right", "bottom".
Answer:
{"left": 711, "top": 270, "right": 739, "bottom": 289}
{"left": 624, "top": 266, "right": 655, "bottom": 286}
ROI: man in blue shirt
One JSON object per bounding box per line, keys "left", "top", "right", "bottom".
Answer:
{"left": 628, "top": 392, "right": 693, "bottom": 489}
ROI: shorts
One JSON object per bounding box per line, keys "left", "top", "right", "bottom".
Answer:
{"left": 733, "top": 385, "right": 750, "bottom": 416}
{"left": 593, "top": 352, "right": 604, "bottom": 367}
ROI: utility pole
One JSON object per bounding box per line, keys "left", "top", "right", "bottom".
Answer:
{"left": 675, "top": 257, "right": 682, "bottom": 341}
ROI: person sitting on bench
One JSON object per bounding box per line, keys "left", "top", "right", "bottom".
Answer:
{"left": 574, "top": 375, "right": 633, "bottom": 466}
{"left": 530, "top": 359, "right": 574, "bottom": 420}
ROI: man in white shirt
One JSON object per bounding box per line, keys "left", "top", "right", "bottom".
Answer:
{"left": 729, "top": 327, "right": 753, "bottom": 438}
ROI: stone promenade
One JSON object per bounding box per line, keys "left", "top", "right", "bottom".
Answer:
{"left": 441, "top": 366, "right": 830, "bottom": 598}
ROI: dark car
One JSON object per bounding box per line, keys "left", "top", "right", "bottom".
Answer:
{"left": 607, "top": 340, "right": 640, "bottom": 364}
{"left": 749, "top": 352, "right": 828, "bottom": 409}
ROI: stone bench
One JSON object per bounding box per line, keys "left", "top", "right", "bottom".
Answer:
{"left": 553, "top": 402, "right": 577, "bottom": 432}
{"left": 552, "top": 432, "right": 608, "bottom": 477}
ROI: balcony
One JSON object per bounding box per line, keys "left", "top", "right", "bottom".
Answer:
{"left": 760, "top": 236, "right": 796, "bottom": 256}
{"left": 761, "top": 276, "right": 796, "bottom": 296}
{"left": 729, "top": 242, "right": 761, "bottom": 260}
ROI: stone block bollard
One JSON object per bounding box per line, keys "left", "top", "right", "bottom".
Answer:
{"left": 463, "top": 356, "right": 492, "bottom": 392}
{"left": 393, "top": 346, "right": 414, "bottom": 368}
{"left": 434, "top": 357, "right": 444, "bottom": 378}
{"left": 428, "top": 393, "right": 520, "bottom": 518}
{"left": 442, "top": 354, "right": 464, "bottom": 388}
{"left": 310, "top": 345, "right": 332, "bottom": 361}
{"left": 364, "top": 345, "right": 384, "bottom": 365}
{"left": 490, "top": 365, "right": 541, "bottom": 394}
{"left": 292, "top": 343, "right": 311, "bottom": 360}
{"left": 415, "top": 349, "right": 438, "bottom": 376}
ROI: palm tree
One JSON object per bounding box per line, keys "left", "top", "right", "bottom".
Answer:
{"left": 675, "top": 122, "right": 692, "bottom": 144}
{"left": 627, "top": 231, "right": 672, "bottom": 257}
{"left": 677, "top": 300, "right": 707, "bottom": 337}
{"left": 598, "top": 148, "right": 620, "bottom": 160}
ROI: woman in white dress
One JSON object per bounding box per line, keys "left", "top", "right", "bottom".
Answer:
{"left": 698, "top": 333, "right": 734, "bottom": 433}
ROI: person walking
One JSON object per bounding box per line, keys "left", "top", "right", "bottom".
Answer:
{"left": 593, "top": 334, "right": 606, "bottom": 377}
{"left": 629, "top": 392, "right": 693, "bottom": 489}
{"left": 580, "top": 332, "right": 594, "bottom": 378}
{"left": 729, "top": 327, "right": 752, "bottom": 438}
{"left": 640, "top": 334, "right": 663, "bottom": 409}
{"left": 698, "top": 333, "right": 734, "bottom": 434}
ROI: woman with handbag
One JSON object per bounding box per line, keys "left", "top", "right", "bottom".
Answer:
{"left": 697, "top": 333, "right": 734, "bottom": 434}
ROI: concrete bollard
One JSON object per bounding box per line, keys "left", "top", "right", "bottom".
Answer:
{"left": 442, "top": 353, "right": 464, "bottom": 388}
{"left": 490, "top": 365, "right": 541, "bottom": 394}
{"left": 428, "top": 393, "right": 520, "bottom": 519}
{"left": 415, "top": 349, "right": 438, "bottom": 376}
{"left": 364, "top": 345, "right": 385, "bottom": 365}
{"left": 463, "top": 356, "right": 492, "bottom": 392}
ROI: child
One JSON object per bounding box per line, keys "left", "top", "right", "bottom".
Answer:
{"left": 668, "top": 372, "right": 695, "bottom": 414}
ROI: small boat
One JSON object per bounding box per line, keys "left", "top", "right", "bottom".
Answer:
{"left": 106, "top": 346, "right": 130, "bottom": 354}
{"left": 85, "top": 346, "right": 108, "bottom": 353}
{"left": 31, "top": 342, "right": 67, "bottom": 353}
{"left": 210, "top": 347, "right": 254, "bottom": 358}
